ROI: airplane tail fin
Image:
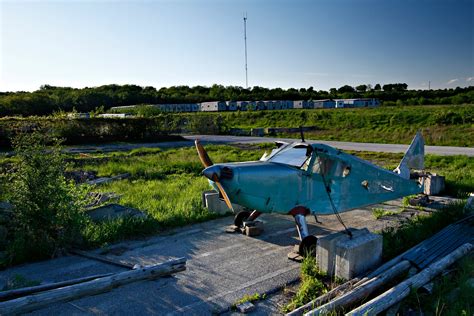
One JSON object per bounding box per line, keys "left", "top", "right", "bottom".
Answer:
{"left": 394, "top": 131, "right": 425, "bottom": 179}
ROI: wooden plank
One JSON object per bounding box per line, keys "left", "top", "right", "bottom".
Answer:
{"left": 0, "top": 273, "right": 114, "bottom": 302}
{"left": 70, "top": 249, "right": 135, "bottom": 269}
{"left": 305, "top": 260, "right": 411, "bottom": 316}
{"left": 0, "top": 257, "right": 186, "bottom": 315}
{"left": 346, "top": 243, "right": 473, "bottom": 316}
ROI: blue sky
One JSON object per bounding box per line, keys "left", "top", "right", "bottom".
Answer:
{"left": 1, "top": 0, "right": 473, "bottom": 92}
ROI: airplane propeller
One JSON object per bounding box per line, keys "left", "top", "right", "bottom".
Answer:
{"left": 195, "top": 140, "right": 234, "bottom": 210}
{"left": 195, "top": 139, "right": 213, "bottom": 168}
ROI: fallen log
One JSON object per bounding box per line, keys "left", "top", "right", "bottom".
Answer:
{"left": 0, "top": 272, "right": 114, "bottom": 302}
{"left": 346, "top": 243, "right": 473, "bottom": 316}
{"left": 0, "top": 257, "right": 186, "bottom": 315}
{"left": 305, "top": 260, "right": 411, "bottom": 316}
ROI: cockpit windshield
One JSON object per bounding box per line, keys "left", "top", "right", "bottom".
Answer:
{"left": 267, "top": 146, "right": 311, "bottom": 167}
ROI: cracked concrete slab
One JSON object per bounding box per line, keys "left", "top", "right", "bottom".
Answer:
{"left": 0, "top": 196, "right": 455, "bottom": 315}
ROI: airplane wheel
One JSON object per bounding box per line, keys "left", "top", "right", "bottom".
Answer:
{"left": 234, "top": 210, "right": 251, "bottom": 228}
{"left": 299, "top": 235, "right": 318, "bottom": 257}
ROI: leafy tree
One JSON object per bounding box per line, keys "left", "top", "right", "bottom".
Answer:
{"left": 338, "top": 85, "right": 355, "bottom": 93}
{"left": 356, "top": 84, "right": 367, "bottom": 92}
{"left": 374, "top": 84, "right": 382, "bottom": 91}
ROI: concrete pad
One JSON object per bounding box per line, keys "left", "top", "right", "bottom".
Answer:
{"left": 335, "top": 230, "right": 383, "bottom": 280}
{"left": 0, "top": 196, "right": 457, "bottom": 315}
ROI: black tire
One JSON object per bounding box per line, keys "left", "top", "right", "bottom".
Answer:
{"left": 299, "top": 235, "right": 318, "bottom": 257}
{"left": 234, "top": 210, "right": 251, "bottom": 228}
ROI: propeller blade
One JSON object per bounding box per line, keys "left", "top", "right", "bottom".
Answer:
{"left": 215, "top": 181, "right": 234, "bottom": 211}
{"left": 212, "top": 174, "right": 233, "bottom": 211}
{"left": 195, "top": 140, "right": 213, "bottom": 168}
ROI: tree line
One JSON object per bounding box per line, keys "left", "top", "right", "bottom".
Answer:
{"left": 0, "top": 83, "right": 472, "bottom": 117}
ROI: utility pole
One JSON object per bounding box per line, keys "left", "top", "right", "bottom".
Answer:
{"left": 428, "top": 81, "right": 431, "bottom": 90}
{"left": 243, "top": 13, "right": 248, "bottom": 89}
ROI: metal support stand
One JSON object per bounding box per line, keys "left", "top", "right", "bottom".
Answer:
{"left": 314, "top": 215, "right": 322, "bottom": 224}
{"left": 294, "top": 214, "right": 309, "bottom": 241}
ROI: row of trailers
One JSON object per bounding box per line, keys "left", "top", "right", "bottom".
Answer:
{"left": 110, "top": 98, "right": 379, "bottom": 113}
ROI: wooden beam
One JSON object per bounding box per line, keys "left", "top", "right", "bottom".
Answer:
{"left": 0, "top": 273, "right": 114, "bottom": 302}
{"left": 305, "top": 260, "right": 411, "bottom": 316}
{"left": 346, "top": 243, "right": 472, "bottom": 315}
{"left": 69, "top": 249, "right": 135, "bottom": 269}
{"left": 0, "top": 257, "right": 186, "bottom": 315}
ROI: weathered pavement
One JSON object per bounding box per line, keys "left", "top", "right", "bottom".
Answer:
{"left": 0, "top": 197, "right": 455, "bottom": 315}
{"left": 63, "top": 135, "right": 474, "bottom": 156}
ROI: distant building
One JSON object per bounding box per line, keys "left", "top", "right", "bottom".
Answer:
{"left": 191, "top": 103, "right": 200, "bottom": 112}
{"left": 98, "top": 113, "right": 133, "bottom": 118}
{"left": 247, "top": 101, "right": 257, "bottom": 111}
{"left": 334, "top": 98, "right": 380, "bottom": 108}
{"left": 264, "top": 101, "right": 274, "bottom": 110}
{"left": 293, "top": 100, "right": 307, "bottom": 109}
{"left": 256, "top": 101, "right": 266, "bottom": 110}
{"left": 282, "top": 100, "right": 293, "bottom": 109}
{"left": 110, "top": 105, "right": 137, "bottom": 111}
{"left": 335, "top": 100, "right": 345, "bottom": 108}
{"left": 227, "top": 101, "right": 238, "bottom": 111}
{"left": 200, "top": 101, "right": 227, "bottom": 112}
{"left": 273, "top": 100, "right": 282, "bottom": 110}
{"left": 313, "top": 99, "right": 336, "bottom": 109}
{"left": 67, "top": 113, "right": 90, "bottom": 119}
{"left": 237, "top": 101, "right": 248, "bottom": 111}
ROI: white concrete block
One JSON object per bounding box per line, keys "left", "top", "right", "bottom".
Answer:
{"left": 316, "top": 228, "right": 368, "bottom": 276}
{"left": 204, "top": 192, "right": 245, "bottom": 215}
{"left": 424, "top": 174, "right": 445, "bottom": 195}
{"left": 335, "top": 231, "right": 383, "bottom": 280}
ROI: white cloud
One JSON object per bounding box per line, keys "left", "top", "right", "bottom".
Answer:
{"left": 467, "top": 77, "right": 474, "bottom": 82}
{"left": 447, "top": 78, "right": 459, "bottom": 84}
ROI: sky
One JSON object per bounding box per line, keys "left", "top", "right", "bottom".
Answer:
{"left": 0, "top": 0, "right": 473, "bottom": 92}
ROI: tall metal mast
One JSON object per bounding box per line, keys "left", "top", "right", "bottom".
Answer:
{"left": 243, "top": 13, "right": 248, "bottom": 89}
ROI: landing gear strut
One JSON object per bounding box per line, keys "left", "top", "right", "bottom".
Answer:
{"left": 290, "top": 207, "right": 317, "bottom": 257}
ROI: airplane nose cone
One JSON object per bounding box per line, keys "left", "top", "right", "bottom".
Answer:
{"left": 203, "top": 165, "right": 220, "bottom": 180}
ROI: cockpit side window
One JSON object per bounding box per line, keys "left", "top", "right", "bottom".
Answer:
{"left": 312, "top": 155, "right": 351, "bottom": 178}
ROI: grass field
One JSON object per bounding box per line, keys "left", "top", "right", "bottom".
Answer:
{"left": 64, "top": 145, "right": 473, "bottom": 247}
{"left": 187, "top": 104, "right": 474, "bottom": 147}
{"left": 73, "top": 144, "right": 272, "bottom": 246}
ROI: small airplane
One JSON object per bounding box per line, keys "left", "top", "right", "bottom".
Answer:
{"left": 195, "top": 132, "right": 425, "bottom": 255}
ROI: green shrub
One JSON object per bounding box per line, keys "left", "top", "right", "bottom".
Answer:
{"left": 3, "top": 132, "right": 89, "bottom": 266}
{"left": 283, "top": 256, "right": 327, "bottom": 312}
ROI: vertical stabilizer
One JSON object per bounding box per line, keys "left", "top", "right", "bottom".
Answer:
{"left": 394, "top": 132, "right": 425, "bottom": 179}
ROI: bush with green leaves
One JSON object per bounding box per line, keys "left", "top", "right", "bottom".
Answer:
{"left": 4, "top": 132, "right": 88, "bottom": 265}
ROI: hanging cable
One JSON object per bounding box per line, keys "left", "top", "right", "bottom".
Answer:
{"left": 317, "top": 155, "right": 353, "bottom": 238}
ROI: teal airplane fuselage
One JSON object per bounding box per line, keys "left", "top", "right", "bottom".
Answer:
{"left": 205, "top": 142, "right": 423, "bottom": 215}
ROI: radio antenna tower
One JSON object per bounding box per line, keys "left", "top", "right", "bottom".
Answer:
{"left": 243, "top": 13, "right": 248, "bottom": 89}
